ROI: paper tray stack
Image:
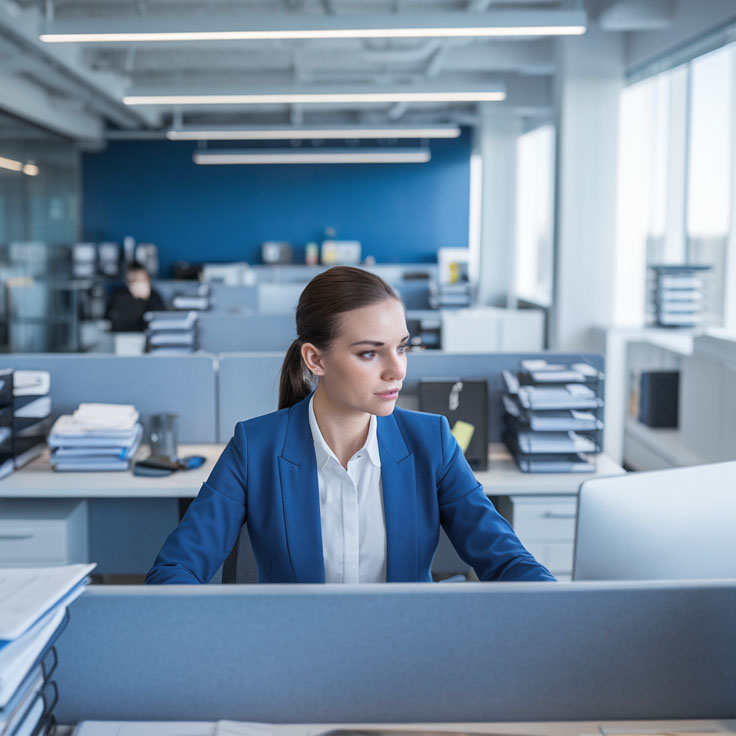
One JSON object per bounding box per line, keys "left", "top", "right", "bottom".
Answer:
{"left": 502, "top": 360, "right": 605, "bottom": 472}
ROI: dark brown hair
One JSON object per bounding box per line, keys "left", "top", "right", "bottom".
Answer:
{"left": 278, "top": 266, "right": 400, "bottom": 409}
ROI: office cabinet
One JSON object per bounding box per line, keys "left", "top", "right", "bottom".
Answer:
{"left": 0, "top": 499, "right": 88, "bottom": 566}
{"left": 495, "top": 496, "right": 576, "bottom": 580}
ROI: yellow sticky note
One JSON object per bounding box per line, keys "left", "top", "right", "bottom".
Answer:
{"left": 451, "top": 420, "right": 475, "bottom": 453}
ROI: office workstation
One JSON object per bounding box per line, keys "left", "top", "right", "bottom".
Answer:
{"left": 2, "top": 1, "right": 736, "bottom": 734}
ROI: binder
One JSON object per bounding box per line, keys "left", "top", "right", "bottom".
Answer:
{"left": 419, "top": 379, "right": 488, "bottom": 470}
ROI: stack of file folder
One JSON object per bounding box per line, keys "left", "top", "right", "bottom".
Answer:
{"left": 144, "top": 310, "right": 199, "bottom": 354}
{"left": 428, "top": 280, "right": 472, "bottom": 309}
{"left": 0, "top": 563, "right": 95, "bottom": 736}
{"left": 48, "top": 403, "right": 143, "bottom": 471}
{"left": 0, "top": 370, "right": 13, "bottom": 480}
{"left": 502, "top": 360, "right": 605, "bottom": 473}
{"left": 13, "top": 370, "right": 52, "bottom": 470}
{"left": 171, "top": 283, "right": 213, "bottom": 311}
{"left": 649, "top": 264, "right": 711, "bottom": 327}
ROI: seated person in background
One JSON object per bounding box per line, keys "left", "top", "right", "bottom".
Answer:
{"left": 106, "top": 263, "right": 165, "bottom": 332}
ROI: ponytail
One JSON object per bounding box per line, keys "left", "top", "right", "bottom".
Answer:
{"left": 278, "top": 339, "right": 314, "bottom": 410}
{"left": 278, "top": 266, "right": 401, "bottom": 410}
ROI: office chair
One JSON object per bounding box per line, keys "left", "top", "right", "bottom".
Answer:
{"left": 221, "top": 525, "right": 259, "bottom": 584}
{"left": 573, "top": 460, "right": 736, "bottom": 580}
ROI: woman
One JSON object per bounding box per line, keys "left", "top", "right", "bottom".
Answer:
{"left": 146, "top": 266, "right": 554, "bottom": 584}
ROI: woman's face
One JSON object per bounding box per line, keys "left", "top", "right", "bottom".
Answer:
{"left": 308, "top": 297, "right": 409, "bottom": 419}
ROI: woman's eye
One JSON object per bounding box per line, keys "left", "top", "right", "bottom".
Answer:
{"left": 398, "top": 345, "right": 409, "bottom": 354}
{"left": 360, "top": 351, "right": 376, "bottom": 359}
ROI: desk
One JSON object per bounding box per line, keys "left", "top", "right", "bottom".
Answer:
{"left": 70, "top": 720, "right": 736, "bottom": 736}
{"left": 0, "top": 445, "right": 221, "bottom": 499}
{"left": 0, "top": 444, "right": 622, "bottom": 578}
{"left": 0, "top": 443, "right": 621, "bottom": 499}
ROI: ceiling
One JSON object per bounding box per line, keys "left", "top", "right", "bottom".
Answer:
{"left": 0, "top": 0, "right": 680, "bottom": 143}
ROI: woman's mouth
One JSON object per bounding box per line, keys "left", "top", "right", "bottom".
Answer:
{"left": 376, "top": 389, "right": 400, "bottom": 400}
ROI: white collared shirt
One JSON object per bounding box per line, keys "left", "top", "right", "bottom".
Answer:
{"left": 308, "top": 396, "right": 387, "bottom": 583}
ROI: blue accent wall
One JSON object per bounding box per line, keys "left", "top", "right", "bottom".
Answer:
{"left": 81, "top": 133, "right": 471, "bottom": 276}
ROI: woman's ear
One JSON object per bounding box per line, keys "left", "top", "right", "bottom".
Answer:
{"left": 301, "top": 342, "right": 326, "bottom": 376}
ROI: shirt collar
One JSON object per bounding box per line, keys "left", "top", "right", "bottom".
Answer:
{"left": 308, "top": 395, "right": 381, "bottom": 470}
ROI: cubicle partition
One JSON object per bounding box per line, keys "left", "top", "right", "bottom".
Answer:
{"left": 198, "top": 314, "right": 296, "bottom": 354}
{"left": 216, "top": 351, "right": 604, "bottom": 443}
{"left": 54, "top": 581, "right": 736, "bottom": 724}
{"left": 217, "top": 353, "right": 284, "bottom": 441}
{"left": 0, "top": 353, "right": 217, "bottom": 443}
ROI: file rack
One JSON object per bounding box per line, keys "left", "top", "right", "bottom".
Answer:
{"left": 502, "top": 359, "right": 605, "bottom": 472}
{"left": 13, "top": 371, "right": 52, "bottom": 470}
{"left": 0, "top": 369, "right": 13, "bottom": 479}
{"left": 144, "top": 310, "right": 199, "bottom": 355}
{"left": 648, "top": 263, "right": 712, "bottom": 328}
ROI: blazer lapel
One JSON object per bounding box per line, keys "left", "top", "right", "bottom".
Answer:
{"left": 377, "top": 414, "right": 418, "bottom": 582}
{"left": 278, "top": 395, "right": 325, "bottom": 583}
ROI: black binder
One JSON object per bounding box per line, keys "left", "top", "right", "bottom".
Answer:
{"left": 419, "top": 379, "right": 488, "bottom": 470}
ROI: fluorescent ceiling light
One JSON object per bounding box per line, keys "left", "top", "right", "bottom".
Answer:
{"left": 39, "top": 11, "right": 586, "bottom": 43}
{"left": 126, "top": 91, "right": 504, "bottom": 106}
{"left": 0, "top": 155, "right": 23, "bottom": 173}
{"left": 168, "top": 125, "right": 461, "bottom": 140}
{"left": 192, "top": 149, "right": 431, "bottom": 164}
{"left": 0, "top": 156, "right": 39, "bottom": 175}
{"left": 42, "top": 27, "right": 586, "bottom": 42}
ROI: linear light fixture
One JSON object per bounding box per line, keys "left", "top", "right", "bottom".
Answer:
{"left": 192, "top": 148, "right": 431, "bottom": 165}
{"left": 0, "top": 156, "right": 39, "bottom": 176}
{"left": 39, "top": 10, "right": 586, "bottom": 43}
{"left": 168, "top": 125, "right": 461, "bottom": 140}
{"left": 126, "top": 90, "right": 505, "bottom": 106}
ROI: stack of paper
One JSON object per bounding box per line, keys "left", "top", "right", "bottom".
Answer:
{"left": 144, "top": 310, "right": 199, "bottom": 355}
{"left": 13, "top": 370, "right": 52, "bottom": 470}
{"left": 0, "top": 563, "right": 95, "bottom": 736}
{"left": 48, "top": 403, "right": 143, "bottom": 471}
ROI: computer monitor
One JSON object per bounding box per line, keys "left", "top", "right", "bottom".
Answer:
{"left": 573, "top": 461, "right": 736, "bottom": 580}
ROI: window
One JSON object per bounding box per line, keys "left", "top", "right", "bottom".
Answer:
{"left": 514, "top": 124, "right": 555, "bottom": 306}
{"left": 614, "top": 39, "right": 736, "bottom": 328}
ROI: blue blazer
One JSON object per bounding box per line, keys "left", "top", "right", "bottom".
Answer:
{"left": 146, "top": 394, "right": 555, "bottom": 584}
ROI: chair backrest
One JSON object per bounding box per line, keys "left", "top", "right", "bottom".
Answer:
{"left": 573, "top": 460, "right": 736, "bottom": 580}
{"left": 221, "top": 525, "right": 258, "bottom": 584}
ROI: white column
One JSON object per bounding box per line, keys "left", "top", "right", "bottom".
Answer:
{"left": 474, "top": 105, "right": 521, "bottom": 307}
{"left": 548, "top": 26, "right": 625, "bottom": 350}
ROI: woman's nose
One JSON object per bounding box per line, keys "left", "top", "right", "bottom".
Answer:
{"left": 383, "top": 352, "right": 407, "bottom": 381}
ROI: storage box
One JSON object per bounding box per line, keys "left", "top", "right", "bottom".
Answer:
{"left": 638, "top": 370, "right": 680, "bottom": 428}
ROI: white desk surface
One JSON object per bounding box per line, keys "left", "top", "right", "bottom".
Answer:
{"left": 477, "top": 445, "right": 624, "bottom": 496}
{"left": 0, "top": 443, "right": 623, "bottom": 500}
{"left": 0, "top": 444, "right": 221, "bottom": 499}
{"left": 71, "top": 719, "right": 736, "bottom": 736}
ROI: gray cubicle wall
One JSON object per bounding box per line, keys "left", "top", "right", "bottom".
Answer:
{"left": 198, "top": 314, "right": 296, "bottom": 354}
{"left": 217, "top": 353, "right": 285, "bottom": 441}
{"left": 55, "top": 581, "right": 736, "bottom": 723}
{"left": 0, "top": 353, "right": 217, "bottom": 442}
{"left": 216, "top": 351, "right": 604, "bottom": 443}
{"left": 0, "top": 354, "right": 218, "bottom": 575}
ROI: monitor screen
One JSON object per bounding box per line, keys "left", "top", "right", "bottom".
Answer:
{"left": 573, "top": 461, "right": 736, "bottom": 580}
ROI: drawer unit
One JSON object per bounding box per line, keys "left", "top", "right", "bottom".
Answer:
{"left": 495, "top": 495, "right": 577, "bottom": 578}
{"left": 0, "top": 499, "right": 88, "bottom": 567}
{"left": 511, "top": 498, "right": 577, "bottom": 541}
